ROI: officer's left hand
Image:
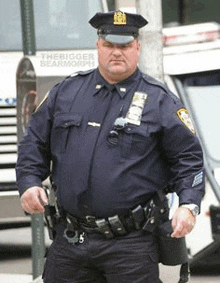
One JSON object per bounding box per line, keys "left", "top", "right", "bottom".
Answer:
{"left": 171, "top": 207, "right": 196, "bottom": 238}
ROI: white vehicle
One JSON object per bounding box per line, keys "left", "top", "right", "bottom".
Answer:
{"left": 163, "top": 22, "right": 220, "bottom": 269}
{"left": 0, "top": 0, "right": 107, "bottom": 227}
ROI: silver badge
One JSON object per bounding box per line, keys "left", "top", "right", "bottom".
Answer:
{"left": 126, "top": 91, "right": 148, "bottom": 125}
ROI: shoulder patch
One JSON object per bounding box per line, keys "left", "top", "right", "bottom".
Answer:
{"left": 177, "top": 108, "right": 195, "bottom": 134}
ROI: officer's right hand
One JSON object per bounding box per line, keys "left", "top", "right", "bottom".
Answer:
{"left": 20, "top": 186, "right": 48, "bottom": 214}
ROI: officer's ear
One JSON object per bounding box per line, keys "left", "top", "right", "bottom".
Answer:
{"left": 135, "top": 39, "right": 141, "bottom": 56}
{"left": 96, "top": 37, "right": 101, "bottom": 49}
{"left": 137, "top": 39, "right": 141, "bottom": 51}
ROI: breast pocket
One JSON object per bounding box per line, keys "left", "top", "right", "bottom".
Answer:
{"left": 51, "top": 113, "right": 82, "bottom": 153}
{"left": 120, "top": 124, "right": 155, "bottom": 159}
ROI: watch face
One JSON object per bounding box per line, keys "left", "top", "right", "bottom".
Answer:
{"left": 182, "top": 204, "right": 199, "bottom": 216}
{"left": 193, "top": 205, "right": 200, "bottom": 216}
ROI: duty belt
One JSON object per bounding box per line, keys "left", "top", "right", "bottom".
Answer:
{"left": 63, "top": 199, "right": 165, "bottom": 241}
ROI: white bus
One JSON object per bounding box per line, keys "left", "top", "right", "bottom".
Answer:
{"left": 118, "top": 3, "right": 220, "bottom": 270}
{"left": 0, "top": 0, "right": 107, "bottom": 227}
{"left": 163, "top": 22, "right": 220, "bottom": 270}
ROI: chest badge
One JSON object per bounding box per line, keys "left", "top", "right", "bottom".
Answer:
{"left": 177, "top": 108, "right": 195, "bottom": 134}
{"left": 126, "top": 91, "right": 148, "bottom": 126}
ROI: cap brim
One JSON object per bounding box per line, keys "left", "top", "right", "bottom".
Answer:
{"left": 103, "top": 34, "right": 135, "bottom": 44}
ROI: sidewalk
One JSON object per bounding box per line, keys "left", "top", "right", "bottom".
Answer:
{"left": 1, "top": 272, "right": 220, "bottom": 283}
{"left": 0, "top": 274, "right": 42, "bottom": 283}
{"left": 0, "top": 274, "right": 32, "bottom": 283}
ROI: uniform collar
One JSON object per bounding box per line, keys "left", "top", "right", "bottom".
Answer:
{"left": 93, "top": 68, "right": 141, "bottom": 98}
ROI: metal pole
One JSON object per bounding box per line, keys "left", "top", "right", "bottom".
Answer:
{"left": 135, "top": 0, "right": 164, "bottom": 82}
{"left": 178, "top": 0, "right": 190, "bottom": 25}
{"left": 102, "top": 0, "right": 109, "bottom": 12}
{"left": 20, "top": 0, "right": 36, "bottom": 55}
{"left": 19, "top": 0, "right": 45, "bottom": 279}
{"left": 135, "top": 1, "right": 183, "bottom": 280}
{"left": 31, "top": 214, "right": 45, "bottom": 280}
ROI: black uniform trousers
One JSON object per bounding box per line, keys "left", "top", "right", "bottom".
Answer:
{"left": 43, "top": 221, "right": 159, "bottom": 283}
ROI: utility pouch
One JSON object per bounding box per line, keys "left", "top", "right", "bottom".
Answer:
{"left": 131, "top": 205, "right": 145, "bottom": 230}
{"left": 157, "top": 220, "right": 188, "bottom": 266}
{"left": 95, "top": 218, "right": 115, "bottom": 239}
{"left": 108, "top": 215, "right": 127, "bottom": 236}
{"left": 142, "top": 200, "right": 160, "bottom": 233}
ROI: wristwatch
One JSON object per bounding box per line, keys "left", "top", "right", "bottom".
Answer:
{"left": 181, "top": 204, "right": 200, "bottom": 217}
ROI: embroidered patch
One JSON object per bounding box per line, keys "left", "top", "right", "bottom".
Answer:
{"left": 192, "top": 172, "right": 203, "bottom": 187}
{"left": 177, "top": 108, "right": 195, "bottom": 134}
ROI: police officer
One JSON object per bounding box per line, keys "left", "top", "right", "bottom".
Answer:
{"left": 16, "top": 11, "right": 205, "bottom": 283}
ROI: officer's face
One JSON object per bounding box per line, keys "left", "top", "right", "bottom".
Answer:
{"left": 96, "top": 38, "right": 140, "bottom": 84}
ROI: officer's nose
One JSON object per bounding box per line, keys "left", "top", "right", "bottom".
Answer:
{"left": 112, "top": 46, "right": 123, "bottom": 56}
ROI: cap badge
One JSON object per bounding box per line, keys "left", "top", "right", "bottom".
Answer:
{"left": 114, "top": 11, "right": 126, "bottom": 25}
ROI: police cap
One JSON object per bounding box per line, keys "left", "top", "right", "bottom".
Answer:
{"left": 89, "top": 11, "right": 148, "bottom": 44}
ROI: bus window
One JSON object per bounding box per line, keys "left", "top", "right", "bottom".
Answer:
{"left": 182, "top": 71, "right": 220, "bottom": 167}
{"left": 0, "top": 1, "right": 22, "bottom": 50}
{"left": 0, "top": 0, "right": 102, "bottom": 51}
{"left": 33, "top": 0, "right": 101, "bottom": 49}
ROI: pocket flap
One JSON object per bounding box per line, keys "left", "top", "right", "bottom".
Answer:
{"left": 53, "top": 113, "right": 82, "bottom": 128}
{"left": 124, "top": 124, "right": 147, "bottom": 137}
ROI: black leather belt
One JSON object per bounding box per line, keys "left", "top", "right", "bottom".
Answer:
{"left": 65, "top": 202, "right": 156, "bottom": 239}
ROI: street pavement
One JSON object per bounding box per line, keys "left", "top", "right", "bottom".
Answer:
{"left": 0, "top": 274, "right": 32, "bottom": 283}
{"left": 1, "top": 272, "right": 220, "bottom": 283}
{"left": 1, "top": 269, "right": 220, "bottom": 283}
{"left": 0, "top": 227, "right": 220, "bottom": 283}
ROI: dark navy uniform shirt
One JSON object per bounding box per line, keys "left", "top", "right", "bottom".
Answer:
{"left": 16, "top": 68, "right": 205, "bottom": 218}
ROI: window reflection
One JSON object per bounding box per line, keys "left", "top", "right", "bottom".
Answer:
{"left": 183, "top": 71, "right": 220, "bottom": 164}
{"left": 0, "top": 0, "right": 102, "bottom": 50}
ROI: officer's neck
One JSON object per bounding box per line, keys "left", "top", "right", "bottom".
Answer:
{"left": 98, "top": 67, "right": 137, "bottom": 85}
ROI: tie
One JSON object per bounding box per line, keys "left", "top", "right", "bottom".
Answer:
{"left": 77, "top": 85, "right": 115, "bottom": 214}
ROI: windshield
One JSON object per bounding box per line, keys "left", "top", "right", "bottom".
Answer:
{"left": 0, "top": 0, "right": 102, "bottom": 51}
{"left": 183, "top": 72, "right": 220, "bottom": 167}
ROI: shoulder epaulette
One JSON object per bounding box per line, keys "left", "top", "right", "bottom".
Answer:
{"left": 55, "top": 69, "right": 94, "bottom": 85}
{"left": 70, "top": 69, "right": 94, "bottom": 77}
{"left": 142, "top": 73, "right": 168, "bottom": 92}
{"left": 141, "top": 73, "right": 179, "bottom": 102}
{"left": 49, "top": 69, "right": 94, "bottom": 92}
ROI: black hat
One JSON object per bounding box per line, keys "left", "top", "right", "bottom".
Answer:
{"left": 89, "top": 11, "right": 148, "bottom": 44}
